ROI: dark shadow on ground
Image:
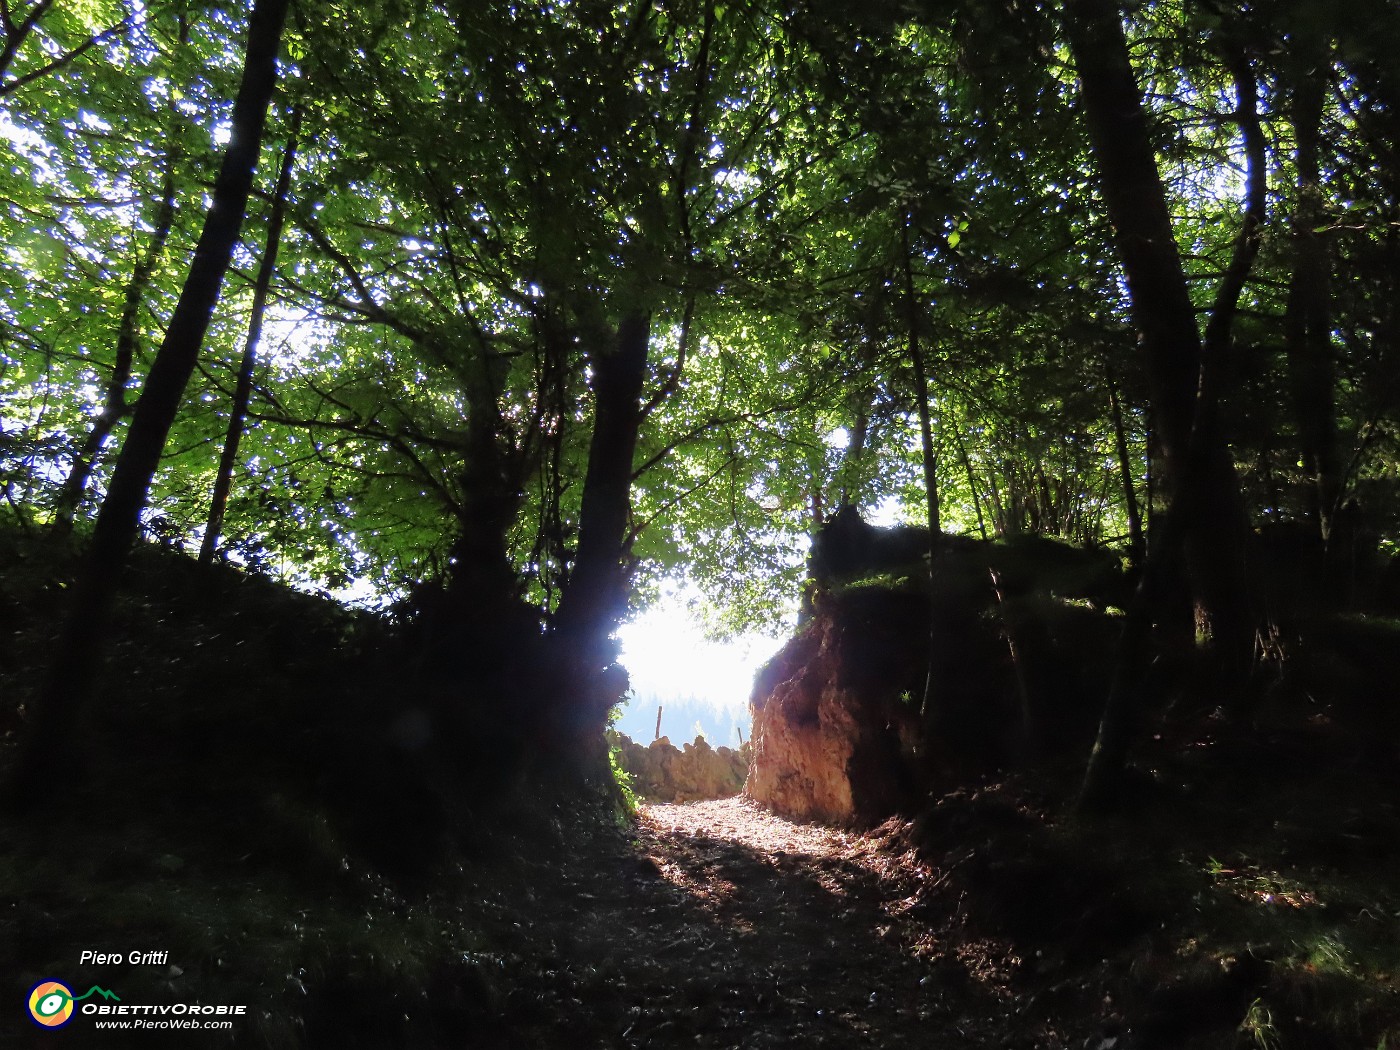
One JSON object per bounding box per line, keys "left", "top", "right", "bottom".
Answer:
{"left": 459, "top": 799, "right": 1055, "bottom": 1050}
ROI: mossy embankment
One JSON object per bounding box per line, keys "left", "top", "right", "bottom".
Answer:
{"left": 0, "top": 522, "right": 618, "bottom": 1047}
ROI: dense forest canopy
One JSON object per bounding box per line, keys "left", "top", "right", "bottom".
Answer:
{"left": 3, "top": 0, "right": 1400, "bottom": 759}
{"left": 9, "top": 6, "right": 1400, "bottom": 1043}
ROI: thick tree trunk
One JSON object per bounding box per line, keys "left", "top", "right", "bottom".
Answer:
{"left": 8, "top": 0, "right": 291, "bottom": 800}
{"left": 1063, "top": 0, "right": 1254, "bottom": 806}
{"left": 1063, "top": 0, "right": 1197, "bottom": 469}
{"left": 1079, "top": 498, "right": 1189, "bottom": 809}
{"left": 415, "top": 328, "right": 535, "bottom": 749}
{"left": 1186, "top": 29, "right": 1266, "bottom": 677}
{"left": 416, "top": 413, "right": 535, "bottom": 783}
{"left": 553, "top": 313, "right": 651, "bottom": 730}
{"left": 200, "top": 115, "right": 299, "bottom": 564}
{"left": 433, "top": 383, "right": 530, "bottom": 654}
{"left": 1284, "top": 52, "right": 1341, "bottom": 541}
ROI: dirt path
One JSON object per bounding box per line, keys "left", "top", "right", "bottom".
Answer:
{"left": 483, "top": 796, "right": 1053, "bottom": 1049}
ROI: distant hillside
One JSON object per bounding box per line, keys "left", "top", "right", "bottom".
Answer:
{"left": 613, "top": 691, "right": 752, "bottom": 751}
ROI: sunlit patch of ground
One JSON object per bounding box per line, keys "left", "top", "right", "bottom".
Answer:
{"left": 641, "top": 796, "right": 849, "bottom": 857}
{"left": 1204, "top": 857, "right": 1327, "bottom": 909}
{"left": 617, "top": 796, "right": 1044, "bottom": 1046}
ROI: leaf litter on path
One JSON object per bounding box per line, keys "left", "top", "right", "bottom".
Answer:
{"left": 475, "top": 796, "right": 1070, "bottom": 1049}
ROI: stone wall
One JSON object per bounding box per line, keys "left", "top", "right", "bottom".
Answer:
{"left": 612, "top": 733, "right": 749, "bottom": 803}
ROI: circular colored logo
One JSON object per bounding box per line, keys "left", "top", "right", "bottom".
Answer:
{"left": 28, "top": 980, "right": 75, "bottom": 1028}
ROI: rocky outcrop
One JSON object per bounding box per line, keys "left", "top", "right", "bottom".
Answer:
{"left": 613, "top": 733, "right": 749, "bottom": 802}
{"left": 746, "top": 532, "right": 1135, "bottom": 826}
{"left": 744, "top": 588, "right": 925, "bottom": 825}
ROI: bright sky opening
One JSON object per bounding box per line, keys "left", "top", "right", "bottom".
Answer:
{"left": 616, "top": 582, "right": 785, "bottom": 748}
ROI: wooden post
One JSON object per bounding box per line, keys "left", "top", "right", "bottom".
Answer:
{"left": 654, "top": 705, "right": 663, "bottom": 741}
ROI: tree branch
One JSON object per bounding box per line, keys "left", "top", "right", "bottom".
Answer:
{"left": 1, "top": 14, "right": 127, "bottom": 98}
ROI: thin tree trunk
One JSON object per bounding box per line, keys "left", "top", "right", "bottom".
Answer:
{"left": 200, "top": 112, "right": 299, "bottom": 565}
{"left": 1202, "top": 34, "right": 1267, "bottom": 367}
{"left": 953, "top": 427, "right": 988, "bottom": 541}
{"left": 9, "top": 0, "right": 291, "bottom": 800}
{"left": 836, "top": 402, "right": 871, "bottom": 512}
{"left": 986, "top": 469, "right": 1006, "bottom": 536}
{"left": 53, "top": 85, "right": 185, "bottom": 533}
{"left": 898, "top": 213, "right": 945, "bottom": 723}
{"left": 1105, "top": 368, "right": 1144, "bottom": 565}
{"left": 900, "top": 216, "right": 940, "bottom": 537}
{"left": 1034, "top": 459, "right": 1055, "bottom": 534}
{"left": 989, "top": 567, "right": 1034, "bottom": 738}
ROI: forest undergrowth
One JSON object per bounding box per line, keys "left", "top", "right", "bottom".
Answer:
{"left": 4, "top": 525, "right": 1400, "bottom": 1048}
